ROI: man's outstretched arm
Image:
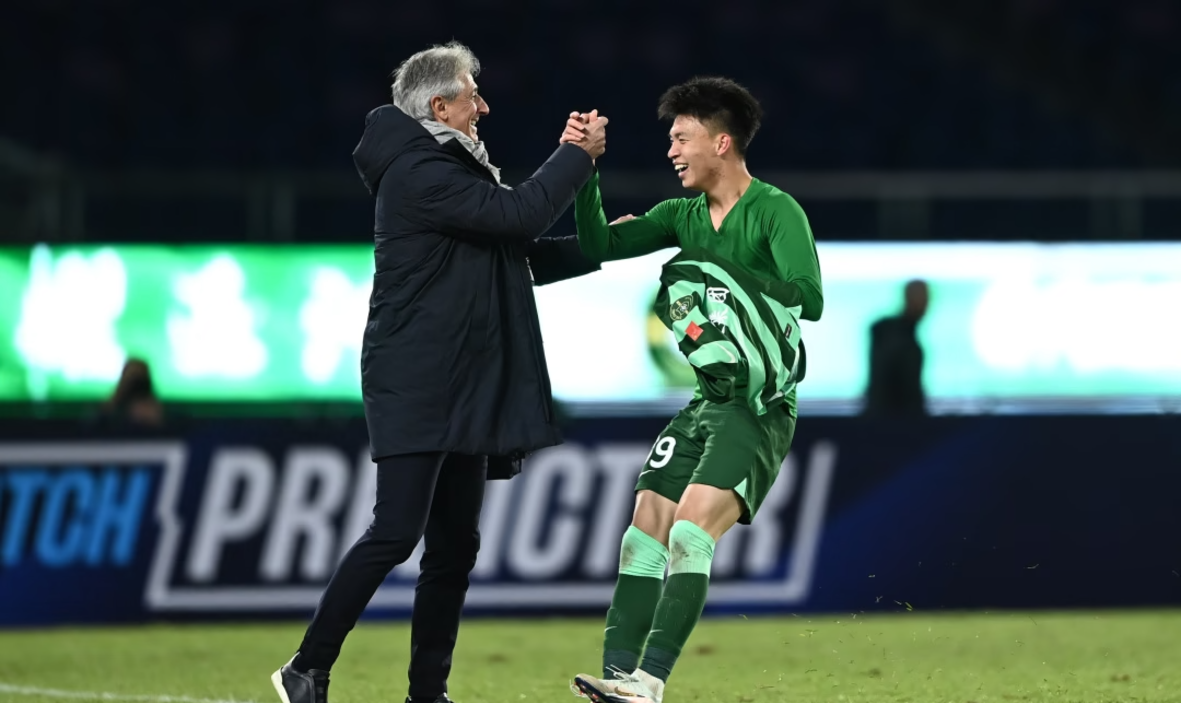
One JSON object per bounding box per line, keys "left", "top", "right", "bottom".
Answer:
{"left": 527, "top": 235, "right": 602, "bottom": 286}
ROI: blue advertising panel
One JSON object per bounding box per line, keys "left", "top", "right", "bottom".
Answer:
{"left": 0, "top": 414, "right": 1178, "bottom": 626}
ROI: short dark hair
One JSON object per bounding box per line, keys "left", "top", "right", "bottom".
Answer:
{"left": 657, "top": 76, "right": 764, "bottom": 156}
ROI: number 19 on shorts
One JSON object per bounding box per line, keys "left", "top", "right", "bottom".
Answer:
{"left": 647, "top": 437, "right": 677, "bottom": 468}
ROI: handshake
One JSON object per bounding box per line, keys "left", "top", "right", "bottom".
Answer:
{"left": 559, "top": 109, "right": 608, "bottom": 161}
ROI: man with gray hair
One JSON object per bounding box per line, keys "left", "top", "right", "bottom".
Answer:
{"left": 271, "top": 41, "right": 608, "bottom": 703}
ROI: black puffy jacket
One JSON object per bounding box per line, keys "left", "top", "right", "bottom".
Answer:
{"left": 351, "top": 104, "right": 599, "bottom": 477}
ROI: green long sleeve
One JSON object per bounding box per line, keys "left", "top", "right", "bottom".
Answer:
{"left": 574, "top": 171, "right": 679, "bottom": 262}
{"left": 763, "top": 194, "right": 824, "bottom": 321}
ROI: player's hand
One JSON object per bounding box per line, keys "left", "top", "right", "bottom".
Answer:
{"left": 610, "top": 214, "right": 636, "bottom": 225}
{"left": 566, "top": 109, "right": 607, "bottom": 160}
{"left": 559, "top": 112, "right": 588, "bottom": 144}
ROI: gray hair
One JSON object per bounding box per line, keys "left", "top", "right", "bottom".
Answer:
{"left": 390, "top": 41, "right": 481, "bottom": 121}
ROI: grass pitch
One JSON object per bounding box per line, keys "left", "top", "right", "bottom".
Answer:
{"left": 1, "top": 609, "right": 1179, "bottom": 703}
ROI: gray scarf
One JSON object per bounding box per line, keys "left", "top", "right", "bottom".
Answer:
{"left": 418, "top": 119, "right": 502, "bottom": 185}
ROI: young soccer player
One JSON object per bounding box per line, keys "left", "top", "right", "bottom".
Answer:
{"left": 559, "top": 77, "right": 824, "bottom": 703}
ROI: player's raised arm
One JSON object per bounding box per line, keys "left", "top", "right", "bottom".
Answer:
{"left": 763, "top": 193, "right": 824, "bottom": 321}
{"left": 573, "top": 170, "right": 679, "bottom": 262}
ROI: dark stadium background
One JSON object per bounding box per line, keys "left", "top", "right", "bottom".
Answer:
{"left": 5, "top": 0, "right": 1180, "bottom": 245}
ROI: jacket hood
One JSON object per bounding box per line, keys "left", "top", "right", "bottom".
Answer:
{"left": 352, "top": 104, "right": 434, "bottom": 195}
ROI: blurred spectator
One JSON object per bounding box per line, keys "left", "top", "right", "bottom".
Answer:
{"left": 863, "top": 280, "right": 929, "bottom": 418}
{"left": 94, "top": 357, "right": 165, "bottom": 428}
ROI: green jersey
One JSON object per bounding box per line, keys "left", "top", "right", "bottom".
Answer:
{"left": 574, "top": 172, "right": 824, "bottom": 411}
{"left": 573, "top": 171, "right": 824, "bottom": 324}
{"left": 654, "top": 247, "right": 805, "bottom": 416}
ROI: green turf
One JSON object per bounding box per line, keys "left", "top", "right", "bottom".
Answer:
{"left": 1, "top": 610, "right": 1179, "bottom": 703}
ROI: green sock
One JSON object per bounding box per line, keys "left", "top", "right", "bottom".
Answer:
{"left": 602, "top": 525, "right": 669, "bottom": 678}
{"left": 639, "top": 520, "right": 716, "bottom": 683}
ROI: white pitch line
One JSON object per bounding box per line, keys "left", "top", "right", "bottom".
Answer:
{"left": 0, "top": 682, "right": 259, "bottom": 703}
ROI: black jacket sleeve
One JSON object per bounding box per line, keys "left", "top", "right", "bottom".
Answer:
{"left": 402, "top": 144, "right": 595, "bottom": 243}
{"left": 527, "top": 235, "right": 602, "bottom": 286}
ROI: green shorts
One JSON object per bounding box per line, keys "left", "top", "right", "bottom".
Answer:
{"left": 635, "top": 396, "right": 797, "bottom": 524}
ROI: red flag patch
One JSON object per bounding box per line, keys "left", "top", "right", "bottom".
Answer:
{"left": 686, "top": 321, "right": 703, "bottom": 341}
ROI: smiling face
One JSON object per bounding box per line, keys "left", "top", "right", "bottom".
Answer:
{"left": 657, "top": 76, "right": 765, "bottom": 191}
{"left": 667, "top": 115, "right": 727, "bottom": 192}
{"left": 432, "top": 73, "right": 489, "bottom": 140}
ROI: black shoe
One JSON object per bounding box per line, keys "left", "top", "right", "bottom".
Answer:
{"left": 272, "top": 656, "right": 330, "bottom": 703}
{"left": 406, "top": 696, "right": 454, "bottom": 703}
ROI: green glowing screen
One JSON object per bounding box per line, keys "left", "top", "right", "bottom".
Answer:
{"left": 2, "top": 242, "right": 1179, "bottom": 407}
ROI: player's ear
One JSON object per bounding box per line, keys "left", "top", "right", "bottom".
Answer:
{"left": 715, "top": 133, "right": 732, "bottom": 157}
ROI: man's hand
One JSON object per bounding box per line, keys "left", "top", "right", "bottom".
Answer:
{"left": 610, "top": 214, "right": 636, "bottom": 225}
{"left": 561, "top": 109, "right": 607, "bottom": 160}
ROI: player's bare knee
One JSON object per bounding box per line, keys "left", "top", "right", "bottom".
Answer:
{"left": 674, "top": 484, "right": 743, "bottom": 541}
{"left": 631, "top": 489, "right": 677, "bottom": 546}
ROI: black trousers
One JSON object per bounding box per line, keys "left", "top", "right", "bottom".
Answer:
{"left": 296, "top": 451, "right": 487, "bottom": 700}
